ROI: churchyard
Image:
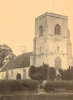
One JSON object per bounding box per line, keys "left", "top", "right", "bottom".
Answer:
{"left": 0, "top": 12, "right": 73, "bottom": 100}
{"left": 1, "top": 64, "right": 73, "bottom": 100}
{"left": 1, "top": 79, "right": 73, "bottom": 100}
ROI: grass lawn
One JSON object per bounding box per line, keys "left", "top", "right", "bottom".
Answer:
{"left": 1, "top": 89, "right": 73, "bottom": 96}
{"left": 1, "top": 92, "right": 73, "bottom": 100}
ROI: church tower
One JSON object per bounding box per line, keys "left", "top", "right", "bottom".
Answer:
{"left": 30, "top": 12, "right": 73, "bottom": 70}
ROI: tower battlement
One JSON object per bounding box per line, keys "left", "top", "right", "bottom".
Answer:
{"left": 30, "top": 12, "right": 73, "bottom": 70}
{"left": 35, "top": 12, "right": 68, "bottom": 21}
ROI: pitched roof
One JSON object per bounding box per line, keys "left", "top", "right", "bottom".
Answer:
{"left": 1, "top": 52, "right": 33, "bottom": 72}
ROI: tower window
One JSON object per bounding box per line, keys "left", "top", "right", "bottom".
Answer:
{"left": 55, "top": 24, "right": 61, "bottom": 35}
{"left": 39, "top": 26, "right": 43, "bottom": 37}
{"left": 57, "top": 46, "right": 59, "bottom": 52}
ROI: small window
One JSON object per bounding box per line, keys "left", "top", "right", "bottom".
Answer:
{"left": 23, "top": 69, "right": 26, "bottom": 72}
{"left": 39, "top": 26, "right": 43, "bottom": 37}
{"left": 55, "top": 24, "right": 61, "bottom": 35}
{"left": 57, "top": 46, "right": 59, "bottom": 52}
{"left": 11, "top": 69, "right": 13, "bottom": 77}
{"left": 40, "top": 46, "right": 41, "bottom": 53}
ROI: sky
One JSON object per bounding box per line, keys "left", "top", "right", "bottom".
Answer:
{"left": 0, "top": 0, "right": 73, "bottom": 56}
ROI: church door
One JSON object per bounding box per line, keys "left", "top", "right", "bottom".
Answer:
{"left": 16, "top": 73, "right": 21, "bottom": 80}
{"left": 55, "top": 56, "right": 61, "bottom": 70}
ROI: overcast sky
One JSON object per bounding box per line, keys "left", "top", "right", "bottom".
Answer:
{"left": 0, "top": 0, "right": 73, "bottom": 56}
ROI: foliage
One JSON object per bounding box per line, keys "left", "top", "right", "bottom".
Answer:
{"left": 20, "top": 79, "right": 38, "bottom": 91}
{"left": 29, "top": 64, "right": 56, "bottom": 81}
{"left": 29, "top": 65, "right": 37, "bottom": 79}
{"left": 29, "top": 64, "right": 49, "bottom": 80}
{"left": 0, "top": 44, "right": 13, "bottom": 68}
{"left": 59, "top": 66, "right": 73, "bottom": 80}
{"left": 49, "top": 67, "right": 56, "bottom": 81}
{"left": 0, "top": 80, "right": 22, "bottom": 93}
{"left": 0, "top": 79, "right": 38, "bottom": 94}
{"left": 45, "top": 81, "right": 73, "bottom": 92}
{"left": 42, "top": 64, "right": 49, "bottom": 80}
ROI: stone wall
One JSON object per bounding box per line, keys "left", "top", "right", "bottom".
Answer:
{"left": 30, "top": 12, "right": 72, "bottom": 70}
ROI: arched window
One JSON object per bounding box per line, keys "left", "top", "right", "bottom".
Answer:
{"left": 55, "top": 24, "right": 61, "bottom": 35}
{"left": 55, "top": 56, "right": 61, "bottom": 70}
{"left": 39, "top": 26, "right": 43, "bottom": 37}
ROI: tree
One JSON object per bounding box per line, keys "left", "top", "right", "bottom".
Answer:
{"left": 29, "top": 64, "right": 49, "bottom": 81}
{"left": 59, "top": 66, "right": 73, "bottom": 80}
{"left": 49, "top": 67, "right": 56, "bottom": 81}
{"left": 42, "top": 64, "right": 50, "bottom": 80}
{"left": 0, "top": 44, "right": 13, "bottom": 68}
{"left": 59, "top": 69, "right": 65, "bottom": 80}
{"left": 29, "top": 65, "right": 37, "bottom": 79}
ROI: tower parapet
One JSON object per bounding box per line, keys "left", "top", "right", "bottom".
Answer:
{"left": 30, "top": 12, "right": 72, "bottom": 70}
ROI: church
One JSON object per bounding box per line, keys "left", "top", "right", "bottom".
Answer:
{"left": 0, "top": 12, "right": 73, "bottom": 80}
{"left": 30, "top": 12, "right": 73, "bottom": 70}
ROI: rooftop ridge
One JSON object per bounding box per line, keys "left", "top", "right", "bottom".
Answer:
{"left": 35, "top": 12, "right": 68, "bottom": 20}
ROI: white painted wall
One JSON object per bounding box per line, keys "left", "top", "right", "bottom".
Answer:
{"left": 0, "top": 67, "right": 30, "bottom": 80}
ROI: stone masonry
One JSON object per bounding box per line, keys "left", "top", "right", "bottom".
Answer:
{"left": 30, "top": 12, "right": 73, "bottom": 70}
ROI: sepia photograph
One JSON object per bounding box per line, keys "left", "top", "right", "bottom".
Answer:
{"left": 0, "top": 0, "right": 73, "bottom": 100}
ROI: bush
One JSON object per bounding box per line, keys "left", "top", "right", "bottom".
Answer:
{"left": 49, "top": 67, "right": 56, "bottom": 81}
{"left": 29, "top": 64, "right": 49, "bottom": 80}
{"left": 29, "top": 65, "right": 37, "bottom": 79}
{"left": 59, "top": 67, "right": 73, "bottom": 80}
{"left": 0, "top": 80, "right": 22, "bottom": 94}
{"left": 44, "top": 81, "right": 73, "bottom": 92}
{"left": 0, "top": 79, "right": 38, "bottom": 94}
{"left": 20, "top": 79, "right": 38, "bottom": 91}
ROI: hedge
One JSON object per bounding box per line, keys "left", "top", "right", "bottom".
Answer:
{"left": 45, "top": 81, "right": 73, "bottom": 92}
{"left": 0, "top": 79, "right": 38, "bottom": 94}
{"left": 20, "top": 79, "right": 38, "bottom": 91}
{"left": 0, "top": 80, "right": 22, "bottom": 93}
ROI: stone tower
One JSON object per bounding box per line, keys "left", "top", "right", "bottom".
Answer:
{"left": 30, "top": 12, "right": 73, "bottom": 70}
